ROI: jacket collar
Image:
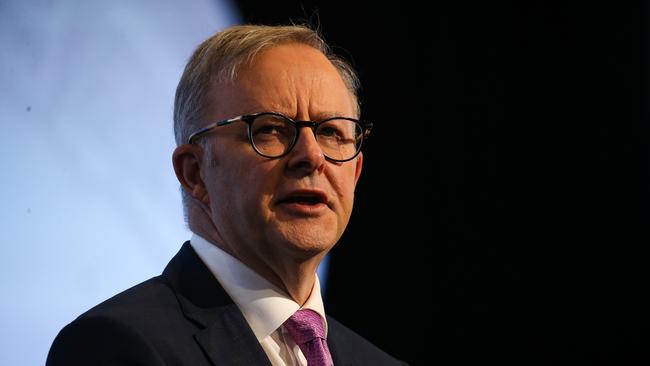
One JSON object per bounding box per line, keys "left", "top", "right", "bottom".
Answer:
{"left": 162, "top": 241, "right": 272, "bottom": 366}
{"left": 326, "top": 316, "right": 357, "bottom": 366}
{"left": 162, "top": 241, "right": 352, "bottom": 365}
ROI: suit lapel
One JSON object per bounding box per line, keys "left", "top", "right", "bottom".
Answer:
{"left": 327, "top": 316, "right": 356, "bottom": 366}
{"left": 163, "top": 242, "right": 272, "bottom": 366}
{"left": 193, "top": 303, "right": 272, "bottom": 365}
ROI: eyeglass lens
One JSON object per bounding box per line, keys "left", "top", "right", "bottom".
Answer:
{"left": 250, "top": 114, "right": 362, "bottom": 161}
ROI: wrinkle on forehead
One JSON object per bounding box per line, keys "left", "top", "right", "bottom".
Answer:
{"left": 230, "top": 43, "right": 356, "bottom": 120}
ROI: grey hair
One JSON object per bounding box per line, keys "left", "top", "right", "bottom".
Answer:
{"left": 173, "top": 24, "right": 361, "bottom": 223}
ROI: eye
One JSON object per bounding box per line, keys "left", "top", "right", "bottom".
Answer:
{"left": 317, "top": 120, "right": 359, "bottom": 143}
{"left": 251, "top": 115, "right": 291, "bottom": 137}
{"left": 254, "top": 123, "right": 284, "bottom": 136}
{"left": 318, "top": 125, "right": 341, "bottom": 138}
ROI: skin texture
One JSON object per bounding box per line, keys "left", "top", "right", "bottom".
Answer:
{"left": 172, "top": 43, "right": 363, "bottom": 305}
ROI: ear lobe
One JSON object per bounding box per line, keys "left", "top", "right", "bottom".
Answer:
{"left": 172, "top": 144, "right": 210, "bottom": 205}
{"left": 193, "top": 184, "right": 210, "bottom": 204}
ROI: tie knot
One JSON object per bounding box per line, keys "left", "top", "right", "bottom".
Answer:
{"left": 283, "top": 309, "right": 326, "bottom": 345}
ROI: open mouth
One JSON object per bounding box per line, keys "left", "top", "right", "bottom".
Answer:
{"left": 277, "top": 190, "right": 328, "bottom": 207}
{"left": 280, "top": 195, "right": 325, "bottom": 205}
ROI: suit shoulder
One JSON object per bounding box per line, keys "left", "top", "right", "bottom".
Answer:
{"left": 327, "top": 316, "right": 408, "bottom": 365}
{"left": 79, "top": 275, "right": 177, "bottom": 320}
{"left": 46, "top": 314, "right": 166, "bottom": 366}
{"left": 47, "top": 276, "right": 194, "bottom": 365}
{"left": 70, "top": 274, "right": 196, "bottom": 346}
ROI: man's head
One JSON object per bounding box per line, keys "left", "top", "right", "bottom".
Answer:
{"left": 173, "top": 25, "right": 360, "bottom": 152}
{"left": 171, "top": 25, "right": 366, "bottom": 285}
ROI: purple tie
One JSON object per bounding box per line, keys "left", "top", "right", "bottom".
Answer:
{"left": 283, "top": 309, "right": 334, "bottom": 366}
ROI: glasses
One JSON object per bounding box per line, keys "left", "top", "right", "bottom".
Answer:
{"left": 188, "top": 112, "right": 372, "bottom": 162}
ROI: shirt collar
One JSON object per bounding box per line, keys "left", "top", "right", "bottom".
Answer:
{"left": 189, "top": 233, "right": 328, "bottom": 341}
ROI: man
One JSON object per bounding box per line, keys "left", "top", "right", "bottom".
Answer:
{"left": 47, "top": 24, "right": 406, "bottom": 365}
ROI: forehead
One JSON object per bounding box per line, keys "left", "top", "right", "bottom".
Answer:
{"left": 210, "top": 43, "right": 356, "bottom": 119}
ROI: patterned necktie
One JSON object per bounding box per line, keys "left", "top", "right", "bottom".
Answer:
{"left": 283, "top": 309, "right": 334, "bottom": 366}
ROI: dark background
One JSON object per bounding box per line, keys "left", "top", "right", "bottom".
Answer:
{"left": 234, "top": 1, "right": 648, "bottom": 364}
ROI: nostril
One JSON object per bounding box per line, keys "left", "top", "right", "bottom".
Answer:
{"left": 291, "top": 159, "right": 321, "bottom": 173}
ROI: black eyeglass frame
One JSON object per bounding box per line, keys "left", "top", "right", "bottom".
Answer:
{"left": 187, "top": 112, "right": 373, "bottom": 162}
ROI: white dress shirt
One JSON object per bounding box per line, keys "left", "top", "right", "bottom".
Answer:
{"left": 189, "top": 233, "right": 328, "bottom": 366}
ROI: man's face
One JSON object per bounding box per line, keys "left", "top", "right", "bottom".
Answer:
{"left": 200, "top": 43, "right": 363, "bottom": 265}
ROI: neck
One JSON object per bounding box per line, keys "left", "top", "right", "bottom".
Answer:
{"left": 262, "top": 257, "right": 322, "bottom": 306}
{"left": 188, "top": 206, "right": 324, "bottom": 306}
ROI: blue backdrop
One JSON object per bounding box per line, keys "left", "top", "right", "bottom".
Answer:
{"left": 0, "top": 1, "right": 239, "bottom": 364}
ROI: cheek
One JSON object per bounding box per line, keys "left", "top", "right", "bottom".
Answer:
{"left": 328, "top": 166, "right": 358, "bottom": 211}
{"left": 208, "top": 158, "right": 275, "bottom": 213}
{"left": 238, "top": 164, "right": 279, "bottom": 216}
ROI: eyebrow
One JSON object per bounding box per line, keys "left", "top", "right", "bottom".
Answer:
{"left": 274, "top": 110, "right": 356, "bottom": 121}
{"left": 239, "top": 104, "right": 355, "bottom": 120}
{"left": 312, "top": 111, "right": 353, "bottom": 119}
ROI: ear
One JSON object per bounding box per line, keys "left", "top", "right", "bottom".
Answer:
{"left": 353, "top": 152, "right": 363, "bottom": 187}
{"left": 172, "top": 144, "right": 210, "bottom": 206}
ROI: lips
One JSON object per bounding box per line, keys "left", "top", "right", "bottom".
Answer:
{"left": 276, "top": 189, "right": 328, "bottom": 207}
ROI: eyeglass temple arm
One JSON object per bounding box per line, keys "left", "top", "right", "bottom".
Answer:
{"left": 364, "top": 122, "right": 373, "bottom": 139}
{"left": 187, "top": 116, "right": 244, "bottom": 144}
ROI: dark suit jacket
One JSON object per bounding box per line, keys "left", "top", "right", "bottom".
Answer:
{"left": 47, "top": 242, "right": 406, "bottom": 365}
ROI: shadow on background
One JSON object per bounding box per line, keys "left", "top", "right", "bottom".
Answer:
{"left": 234, "top": 1, "right": 649, "bottom": 364}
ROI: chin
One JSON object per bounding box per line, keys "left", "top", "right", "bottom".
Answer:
{"left": 271, "top": 225, "right": 338, "bottom": 258}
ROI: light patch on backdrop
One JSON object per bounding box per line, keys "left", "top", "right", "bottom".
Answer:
{"left": 0, "top": 1, "right": 238, "bottom": 365}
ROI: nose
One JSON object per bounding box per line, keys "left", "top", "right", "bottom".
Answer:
{"left": 286, "top": 127, "right": 325, "bottom": 174}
